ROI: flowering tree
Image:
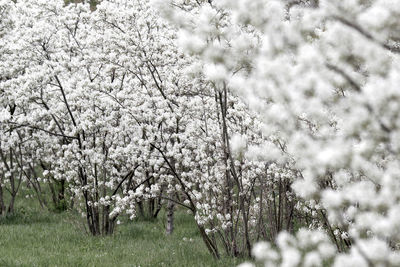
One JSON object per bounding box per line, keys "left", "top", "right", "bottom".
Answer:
{"left": 1, "top": 0, "right": 148, "bottom": 233}
{"left": 0, "top": 0, "right": 29, "bottom": 215}
{"left": 149, "top": 0, "right": 303, "bottom": 258}
{"left": 95, "top": 0, "right": 286, "bottom": 256}
{"left": 2, "top": 1, "right": 296, "bottom": 259}
{"left": 4, "top": 0, "right": 400, "bottom": 265}
{"left": 1, "top": 0, "right": 305, "bottom": 258}
{"left": 156, "top": 0, "right": 400, "bottom": 265}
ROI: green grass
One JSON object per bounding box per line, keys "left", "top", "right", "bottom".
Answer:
{"left": 0, "top": 194, "right": 241, "bottom": 267}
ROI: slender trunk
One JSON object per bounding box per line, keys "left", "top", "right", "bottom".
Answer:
{"left": 272, "top": 190, "right": 278, "bottom": 239}
{"left": 93, "top": 206, "right": 100, "bottom": 235}
{"left": 285, "top": 182, "right": 294, "bottom": 233}
{"left": 218, "top": 89, "right": 237, "bottom": 256}
{"left": 59, "top": 179, "right": 65, "bottom": 202}
{"left": 166, "top": 196, "right": 175, "bottom": 235}
{"left": 240, "top": 196, "right": 252, "bottom": 257}
{"left": 8, "top": 149, "right": 15, "bottom": 214}
{"left": 320, "top": 210, "right": 341, "bottom": 252}
{"left": 137, "top": 201, "right": 145, "bottom": 217}
{"left": 149, "top": 198, "right": 154, "bottom": 217}
{"left": 26, "top": 176, "right": 46, "bottom": 209}
{"left": 104, "top": 205, "right": 110, "bottom": 234}
{"left": 277, "top": 178, "right": 282, "bottom": 233}
{"left": 8, "top": 193, "right": 15, "bottom": 214}
{"left": 101, "top": 205, "right": 115, "bottom": 235}
{"left": 257, "top": 181, "right": 264, "bottom": 241}
{"left": 49, "top": 179, "right": 59, "bottom": 207}
{"left": 197, "top": 223, "right": 220, "bottom": 259}
{"left": 153, "top": 196, "right": 162, "bottom": 218}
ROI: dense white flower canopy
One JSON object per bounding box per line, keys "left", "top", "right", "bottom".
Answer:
{"left": 1, "top": 0, "right": 400, "bottom": 265}
{"left": 1, "top": 0, "right": 277, "bottom": 248}
{"left": 155, "top": 0, "right": 400, "bottom": 265}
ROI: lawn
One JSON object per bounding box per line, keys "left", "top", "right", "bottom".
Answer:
{"left": 0, "top": 195, "right": 242, "bottom": 267}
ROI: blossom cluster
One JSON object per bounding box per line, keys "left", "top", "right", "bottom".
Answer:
{"left": 156, "top": 0, "right": 400, "bottom": 265}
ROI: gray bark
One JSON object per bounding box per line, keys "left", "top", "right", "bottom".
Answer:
{"left": 166, "top": 197, "right": 175, "bottom": 235}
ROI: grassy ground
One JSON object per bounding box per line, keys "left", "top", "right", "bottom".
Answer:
{"left": 0, "top": 194, "right": 242, "bottom": 267}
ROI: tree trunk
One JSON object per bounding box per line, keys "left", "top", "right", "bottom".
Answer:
{"left": 166, "top": 197, "right": 175, "bottom": 235}
{"left": 8, "top": 193, "right": 15, "bottom": 214}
